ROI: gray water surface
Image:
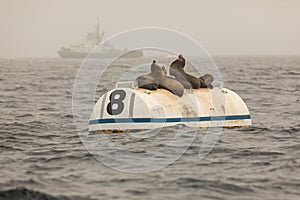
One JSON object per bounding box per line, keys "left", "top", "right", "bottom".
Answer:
{"left": 0, "top": 56, "right": 299, "bottom": 200}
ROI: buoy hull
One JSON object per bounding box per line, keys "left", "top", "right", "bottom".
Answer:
{"left": 89, "top": 88, "right": 251, "bottom": 132}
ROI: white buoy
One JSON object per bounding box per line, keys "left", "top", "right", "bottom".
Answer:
{"left": 89, "top": 86, "right": 251, "bottom": 133}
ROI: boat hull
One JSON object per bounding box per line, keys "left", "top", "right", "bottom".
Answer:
{"left": 58, "top": 49, "right": 143, "bottom": 59}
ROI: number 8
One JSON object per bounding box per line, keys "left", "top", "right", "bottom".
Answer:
{"left": 106, "top": 90, "right": 126, "bottom": 115}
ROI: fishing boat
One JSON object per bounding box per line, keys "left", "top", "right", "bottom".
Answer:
{"left": 58, "top": 18, "right": 143, "bottom": 58}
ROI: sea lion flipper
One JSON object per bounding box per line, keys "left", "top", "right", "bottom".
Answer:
{"left": 136, "top": 74, "right": 158, "bottom": 90}
{"left": 199, "top": 74, "right": 214, "bottom": 88}
{"left": 159, "top": 76, "right": 184, "bottom": 97}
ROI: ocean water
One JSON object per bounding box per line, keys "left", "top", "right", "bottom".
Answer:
{"left": 0, "top": 56, "right": 299, "bottom": 200}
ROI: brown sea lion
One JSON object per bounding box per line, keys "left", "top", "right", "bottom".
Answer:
{"left": 170, "top": 54, "right": 200, "bottom": 89}
{"left": 136, "top": 60, "right": 163, "bottom": 90}
{"left": 159, "top": 66, "right": 184, "bottom": 97}
{"left": 170, "top": 54, "right": 214, "bottom": 89}
{"left": 136, "top": 61, "right": 184, "bottom": 97}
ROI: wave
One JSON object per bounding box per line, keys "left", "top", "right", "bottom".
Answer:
{"left": 15, "top": 114, "right": 34, "bottom": 118}
{"left": 283, "top": 71, "right": 300, "bottom": 75}
{"left": 238, "top": 126, "right": 273, "bottom": 133}
{"left": 0, "top": 187, "right": 95, "bottom": 200}
{"left": 0, "top": 187, "right": 69, "bottom": 200}
{"left": 176, "top": 178, "right": 254, "bottom": 192}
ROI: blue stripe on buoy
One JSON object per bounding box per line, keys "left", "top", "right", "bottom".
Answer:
{"left": 89, "top": 115, "right": 251, "bottom": 125}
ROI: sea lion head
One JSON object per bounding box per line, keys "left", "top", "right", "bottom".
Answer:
{"left": 177, "top": 54, "right": 185, "bottom": 67}
{"left": 151, "top": 60, "right": 160, "bottom": 72}
{"left": 178, "top": 54, "right": 183, "bottom": 61}
{"left": 151, "top": 60, "right": 165, "bottom": 83}
{"left": 170, "top": 54, "right": 185, "bottom": 70}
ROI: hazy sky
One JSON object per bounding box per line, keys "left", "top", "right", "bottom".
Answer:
{"left": 0, "top": 0, "right": 299, "bottom": 57}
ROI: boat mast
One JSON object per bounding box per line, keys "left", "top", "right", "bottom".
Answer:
{"left": 97, "top": 17, "right": 100, "bottom": 42}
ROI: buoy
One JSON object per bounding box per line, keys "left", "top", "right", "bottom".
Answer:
{"left": 89, "top": 86, "right": 251, "bottom": 133}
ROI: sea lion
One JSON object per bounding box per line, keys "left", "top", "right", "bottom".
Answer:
{"left": 136, "top": 61, "right": 184, "bottom": 97}
{"left": 170, "top": 55, "right": 200, "bottom": 89}
{"left": 170, "top": 54, "right": 214, "bottom": 89}
{"left": 159, "top": 66, "right": 184, "bottom": 97}
{"left": 169, "top": 67, "right": 193, "bottom": 89}
{"left": 136, "top": 60, "right": 163, "bottom": 90}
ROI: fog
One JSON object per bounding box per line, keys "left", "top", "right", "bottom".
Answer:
{"left": 0, "top": 0, "right": 299, "bottom": 57}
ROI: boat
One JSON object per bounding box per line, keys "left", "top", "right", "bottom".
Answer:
{"left": 57, "top": 19, "right": 143, "bottom": 59}
{"left": 89, "top": 86, "right": 251, "bottom": 133}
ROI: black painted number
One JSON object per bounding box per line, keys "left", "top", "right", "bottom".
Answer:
{"left": 106, "top": 90, "right": 126, "bottom": 115}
